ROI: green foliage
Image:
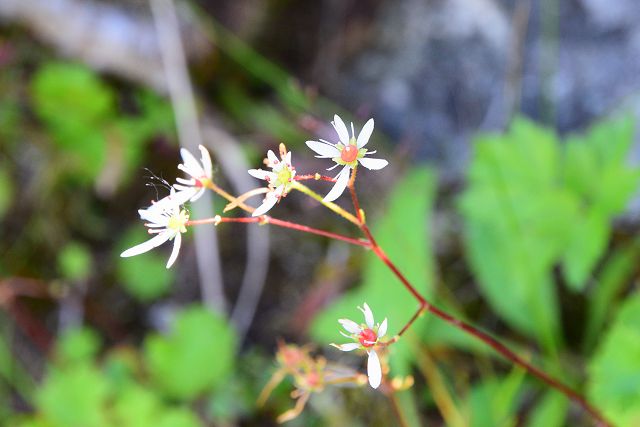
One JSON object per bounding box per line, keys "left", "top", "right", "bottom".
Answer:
{"left": 588, "top": 293, "right": 640, "bottom": 427}
{"left": 58, "top": 242, "right": 93, "bottom": 282}
{"left": 144, "top": 305, "right": 237, "bottom": 400}
{"left": 465, "top": 367, "right": 526, "bottom": 427}
{"left": 30, "top": 63, "right": 174, "bottom": 185}
{"left": 37, "top": 363, "right": 111, "bottom": 427}
{"left": 31, "top": 63, "right": 113, "bottom": 182}
{"left": 116, "top": 227, "right": 175, "bottom": 301}
{"left": 459, "top": 116, "right": 639, "bottom": 350}
{"left": 0, "top": 166, "right": 13, "bottom": 220}
{"left": 55, "top": 327, "right": 101, "bottom": 365}
{"left": 526, "top": 391, "right": 568, "bottom": 427}
{"left": 311, "top": 168, "right": 436, "bottom": 374}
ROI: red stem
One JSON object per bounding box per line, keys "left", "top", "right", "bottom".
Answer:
{"left": 348, "top": 182, "right": 610, "bottom": 426}
{"left": 187, "top": 216, "right": 371, "bottom": 248}
{"left": 295, "top": 174, "right": 337, "bottom": 182}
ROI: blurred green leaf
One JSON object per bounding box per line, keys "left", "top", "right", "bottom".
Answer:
{"left": 460, "top": 119, "right": 568, "bottom": 351}
{"left": 584, "top": 238, "right": 640, "bottom": 351}
{"left": 31, "top": 63, "right": 115, "bottom": 127}
{"left": 55, "top": 327, "right": 101, "bottom": 365}
{"left": 116, "top": 227, "right": 175, "bottom": 301}
{"left": 311, "top": 167, "right": 436, "bottom": 375}
{"left": 525, "top": 391, "right": 568, "bottom": 427}
{"left": 112, "top": 384, "right": 163, "bottom": 427}
{"left": 155, "top": 408, "right": 203, "bottom": 427}
{"left": 561, "top": 116, "right": 639, "bottom": 288}
{"left": 460, "top": 116, "right": 640, "bottom": 351}
{"left": 58, "top": 242, "right": 92, "bottom": 282}
{"left": 31, "top": 62, "right": 115, "bottom": 182}
{"left": 587, "top": 293, "right": 640, "bottom": 427}
{"left": 0, "top": 166, "right": 13, "bottom": 219}
{"left": 37, "top": 363, "right": 110, "bottom": 427}
{"left": 466, "top": 368, "right": 526, "bottom": 427}
{"left": 144, "top": 305, "right": 237, "bottom": 400}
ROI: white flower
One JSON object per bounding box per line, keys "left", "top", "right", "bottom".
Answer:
{"left": 120, "top": 192, "right": 189, "bottom": 268}
{"left": 331, "top": 302, "right": 388, "bottom": 389}
{"left": 248, "top": 145, "right": 296, "bottom": 216}
{"left": 173, "top": 144, "right": 213, "bottom": 202}
{"left": 305, "top": 115, "right": 388, "bottom": 202}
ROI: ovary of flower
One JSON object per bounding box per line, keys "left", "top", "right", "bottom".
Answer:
{"left": 331, "top": 302, "right": 388, "bottom": 389}
{"left": 173, "top": 144, "right": 213, "bottom": 202}
{"left": 120, "top": 195, "right": 189, "bottom": 268}
{"left": 305, "top": 114, "right": 388, "bottom": 202}
{"left": 247, "top": 147, "right": 296, "bottom": 216}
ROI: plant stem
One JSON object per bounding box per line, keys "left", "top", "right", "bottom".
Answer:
{"left": 187, "top": 216, "right": 371, "bottom": 248}
{"left": 347, "top": 181, "right": 610, "bottom": 426}
{"left": 290, "top": 181, "right": 361, "bottom": 225}
{"left": 205, "top": 180, "right": 255, "bottom": 213}
{"left": 294, "top": 174, "right": 337, "bottom": 182}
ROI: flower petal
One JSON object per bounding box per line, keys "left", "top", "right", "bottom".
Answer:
{"left": 378, "top": 318, "right": 388, "bottom": 338}
{"left": 198, "top": 145, "right": 213, "bottom": 178}
{"left": 267, "top": 150, "right": 279, "bottom": 166}
{"left": 323, "top": 166, "right": 350, "bottom": 202}
{"left": 358, "top": 157, "right": 388, "bottom": 170}
{"left": 305, "top": 140, "right": 340, "bottom": 158}
{"left": 180, "top": 147, "right": 204, "bottom": 178}
{"left": 188, "top": 188, "right": 206, "bottom": 202}
{"left": 166, "top": 232, "right": 182, "bottom": 268}
{"left": 361, "top": 303, "right": 375, "bottom": 329}
{"left": 356, "top": 118, "right": 374, "bottom": 148}
{"left": 120, "top": 231, "right": 172, "bottom": 258}
{"left": 332, "top": 114, "right": 350, "bottom": 145}
{"left": 248, "top": 168, "right": 272, "bottom": 180}
{"left": 339, "top": 318, "right": 362, "bottom": 334}
{"left": 367, "top": 350, "right": 382, "bottom": 389}
{"left": 252, "top": 192, "right": 278, "bottom": 216}
{"left": 331, "top": 342, "right": 361, "bottom": 352}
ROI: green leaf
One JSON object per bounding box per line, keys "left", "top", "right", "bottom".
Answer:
{"left": 111, "top": 384, "right": 163, "bottom": 427}
{"left": 584, "top": 238, "right": 640, "bottom": 351}
{"left": 144, "top": 305, "right": 237, "bottom": 400}
{"left": 37, "top": 363, "right": 110, "bottom": 427}
{"left": 116, "top": 227, "right": 175, "bottom": 301}
{"left": 55, "top": 327, "right": 101, "bottom": 365}
{"left": 0, "top": 166, "right": 13, "bottom": 220}
{"left": 466, "top": 369, "right": 526, "bottom": 427}
{"left": 58, "top": 242, "right": 92, "bottom": 282}
{"left": 587, "top": 293, "right": 640, "bottom": 426}
{"left": 31, "top": 62, "right": 115, "bottom": 129}
{"left": 460, "top": 119, "right": 569, "bottom": 350}
{"left": 561, "top": 211, "right": 608, "bottom": 290}
{"left": 155, "top": 408, "right": 203, "bottom": 427}
{"left": 31, "top": 62, "right": 115, "bottom": 182}
{"left": 311, "top": 167, "right": 436, "bottom": 375}
{"left": 525, "top": 391, "right": 568, "bottom": 427}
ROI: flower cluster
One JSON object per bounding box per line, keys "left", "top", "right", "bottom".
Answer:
{"left": 121, "top": 115, "right": 387, "bottom": 267}
{"left": 248, "top": 143, "right": 296, "bottom": 216}
{"left": 120, "top": 145, "right": 213, "bottom": 267}
{"left": 332, "top": 303, "right": 388, "bottom": 389}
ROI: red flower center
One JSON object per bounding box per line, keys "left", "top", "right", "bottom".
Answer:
{"left": 359, "top": 328, "right": 377, "bottom": 347}
{"left": 340, "top": 145, "right": 359, "bottom": 163}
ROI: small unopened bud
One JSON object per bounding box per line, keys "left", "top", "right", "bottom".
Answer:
{"left": 279, "top": 143, "right": 288, "bottom": 158}
{"left": 213, "top": 215, "right": 222, "bottom": 226}
{"left": 391, "top": 375, "right": 414, "bottom": 391}
{"left": 314, "top": 173, "right": 321, "bottom": 180}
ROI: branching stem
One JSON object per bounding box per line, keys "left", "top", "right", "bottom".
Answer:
{"left": 346, "top": 179, "right": 610, "bottom": 427}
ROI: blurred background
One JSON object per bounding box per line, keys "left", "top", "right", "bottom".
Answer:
{"left": 1, "top": 0, "right": 640, "bottom": 425}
